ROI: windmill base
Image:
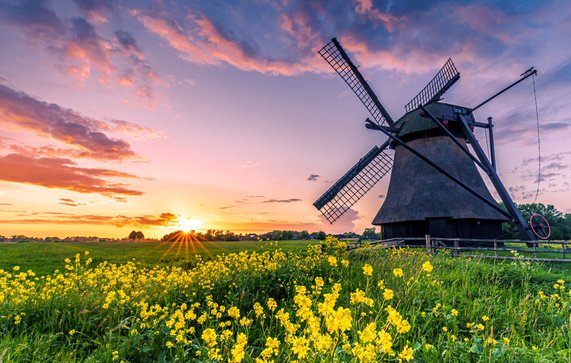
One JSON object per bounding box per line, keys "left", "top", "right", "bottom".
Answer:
{"left": 379, "top": 218, "right": 504, "bottom": 245}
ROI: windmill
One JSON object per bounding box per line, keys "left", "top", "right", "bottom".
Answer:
{"left": 313, "top": 37, "right": 544, "bottom": 241}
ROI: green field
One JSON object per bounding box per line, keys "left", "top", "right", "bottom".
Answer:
{"left": 1, "top": 238, "right": 571, "bottom": 362}
{"left": 0, "top": 240, "right": 318, "bottom": 276}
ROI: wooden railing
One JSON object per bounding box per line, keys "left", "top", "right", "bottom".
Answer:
{"left": 345, "top": 235, "right": 571, "bottom": 263}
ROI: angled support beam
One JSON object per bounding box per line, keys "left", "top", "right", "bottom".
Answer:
{"left": 457, "top": 114, "right": 536, "bottom": 241}
{"left": 366, "top": 120, "right": 513, "bottom": 220}
{"left": 488, "top": 117, "right": 496, "bottom": 170}
{"left": 419, "top": 105, "right": 490, "bottom": 174}
{"left": 472, "top": 67, "right": 537, "bottom": 111}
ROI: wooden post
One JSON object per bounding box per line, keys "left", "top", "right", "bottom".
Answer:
{"left": 494, "top": 240, "right": 498, "bottom": 258}
{"left": 562, "top": 242, "right": 567, "bottom": 260}
{"left": 453, "top": 240, "right": 459, "bottom": 257}
{"left": 425, "top": 234, "right": 431, "bottom": 255}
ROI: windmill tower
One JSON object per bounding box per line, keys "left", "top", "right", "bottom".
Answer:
{"left": 313, "top": 38, "right": 539, "bottom": 241}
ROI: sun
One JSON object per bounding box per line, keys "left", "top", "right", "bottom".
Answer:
{"left": 177, "top": 217, "right": 203, "bottom": 233}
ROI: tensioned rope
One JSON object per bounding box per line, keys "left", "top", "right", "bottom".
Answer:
{"left": 532, "top": 73, "right": 541, "bottom": 204}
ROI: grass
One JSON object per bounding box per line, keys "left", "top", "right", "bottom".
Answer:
{"left": 0, "top": 240, "right": 318, "bottom": 276}
{"left": 1, "top": 237, "right": 570, "bottom": 362}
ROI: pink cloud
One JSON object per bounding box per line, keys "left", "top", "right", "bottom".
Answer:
{"left": 354, "top": 0, "right": 400, "bottom": 32}
{"left": 136, "top": 10, "right": 327, "bottom": 76}
{"left": 0, "top": 1, "right": 160, "bottom": 104}
{"left": 0, "top": 153, "right": 143, "bottom": 197}
{"left": 0, "top": 84, "right": 160, "bottom": 159}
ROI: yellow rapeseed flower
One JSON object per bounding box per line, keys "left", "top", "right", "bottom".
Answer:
{"left": 362, "top": 264, "right": 373, "bottom": 277}
{"left": 69, "top": 329, "right": 76, "bottom": 336}
{"left": 451, "top": 309, "right": 458, "bottom": 316}
{"left": 398, "top": 345, "right": 414, "bottom": 362}
{"left": 422, "top": 261, "right": 433, "bottom": 273}
{"left": 383, "top": 288, "right": 394, "bottom": 300}
{"left": 393, "top": 268, "right": 404, "bottom": 278}
{"left": 327, "top": 256, "right": 337, "bottom": 267}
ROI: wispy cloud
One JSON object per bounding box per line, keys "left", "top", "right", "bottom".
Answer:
{"left": 58, "top": 198, "right": 82, "bottom": 207}
{"left": 262, "top": 198, "right": 302, "bottom": 203}
{"left": 307, "top": 174, "right": 320, "bottom": 181}
{"left": 0, "top": 154, "right": 143, "bottom": 198}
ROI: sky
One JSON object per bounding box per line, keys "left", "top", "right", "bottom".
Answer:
{"left": 0, "top": 0, "right": 570, "bottom": 239}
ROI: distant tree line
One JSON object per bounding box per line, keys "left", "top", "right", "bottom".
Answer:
{"left": 159, "top": 229, "right": 361, "bottom": 242}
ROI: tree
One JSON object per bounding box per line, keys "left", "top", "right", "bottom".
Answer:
{"left": 316, "top": 231, "right": 326, "bottom": 240}
{"left": 128, "top": 230, "right": 137, "bottom": 241}
{"left": 362, "top": 227, "right": 379, "bottom": 240}
{"left": 135, "top": 231, "right": 144, "bottom": 241}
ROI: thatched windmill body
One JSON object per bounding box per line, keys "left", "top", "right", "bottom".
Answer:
{"left": 313, "top": 38, "right": 540, "bottom": 241}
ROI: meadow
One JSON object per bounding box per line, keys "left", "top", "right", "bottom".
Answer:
{"left": 0, "top": 240, "right": 318, "bottom": 276}
{"left": 1, "top": 237, "right": 570, "bottom": 362}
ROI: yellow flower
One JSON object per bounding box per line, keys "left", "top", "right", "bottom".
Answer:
{"left": 425, "top": 343, "right": 434, "bottom": 350}
{"left": 482, "top": 315, "right": 490, "bottom": 322}
{"left": 503, "top": 337, "right": 510, "bottom": 344}
{"left": 267, "top": 298, "right": 277, "bottom": 311}
{"left": 383, "top": 288, "right": 394, "bottom": 300}
{"left": 442, "top": 326, "right": 448, "bottom": 332}
{"left": 476, "top": 324, "right": 485, "bottom": 331}
{"left": 202, "top": 328, "right": 217, "bottom": 346}
{"left": 12, "top": 266, "right": 20, "bottom": 271}
{"left": 358, "top": 322, "right": 377, "bottom": 343}
{"left": 422, "top": 260, "right": 433, "bottom": 273}
{"left": 69, "top": 329, "right": 76, "bottom": 336}
{"left": 166, "top": 341, "right": 174, "bottom": 349}
{"left": 487, "top": 337, "right": 497, "bottom": 345}
{"left": 393, "top": 268, "right": 404, "bottom": 278}
{"left": 398, "top": 345, "right": 414, "bottom": 362}
{"left": 228, "top": 306, "right": 241, "bottom": 319}
{"left": 451, "top": 335, "right": 457, "bottom": 341}
{"left": 112, "top": 351, "right": 119, "bottom": 361}
{"left": 362, "top": 264, "right": 373, "bottom": 277}
{"left": 291, "top": 336, "right": 310, "bottom": 358}
{"left": 451, "top": 309, "right": 458, "bottom": 316}
{"left": 327, "top": 256, "right": 337, "bottom": 267}
{"left": 341, "top": 259, "right": 349, "bottom": 267}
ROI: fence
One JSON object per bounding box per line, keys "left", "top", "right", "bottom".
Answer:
{"left": 345, "top": 235, "right": 571, "bottom": 263}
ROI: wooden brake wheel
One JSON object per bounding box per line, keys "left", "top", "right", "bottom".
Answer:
{"left": 529, "top": 213, "right": 551, "bottom": 240}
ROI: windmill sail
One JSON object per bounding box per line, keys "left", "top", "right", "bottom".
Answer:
{"left": 319, "top": 38, "right": 394, "bottom": 126}
{"left": 314, "top": 141, "right": 393, "bottom": 223}
{"left": 404, "top": 58, "right": 460, "bottom": 113}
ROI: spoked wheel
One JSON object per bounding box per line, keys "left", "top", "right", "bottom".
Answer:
{"left": 530, "top": 213, "right": 551, "bottom": 240}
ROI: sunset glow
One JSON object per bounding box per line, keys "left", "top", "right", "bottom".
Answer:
{"left": 0, "top": 1, "right": 570, "bottom": 239}
{"left": 177, "top": 218, "right": 204, "bottom": 233}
